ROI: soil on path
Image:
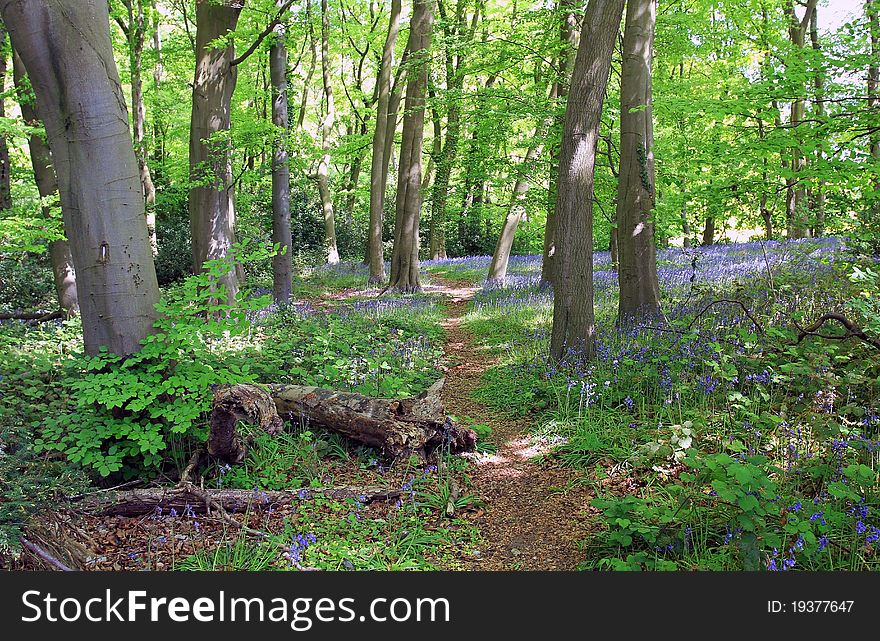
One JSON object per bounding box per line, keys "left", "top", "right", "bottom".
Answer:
{"left": 429, "top": 277, "right": 596, "bottom": 570}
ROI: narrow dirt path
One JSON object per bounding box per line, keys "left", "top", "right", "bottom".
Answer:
{"left": 430, "top": 277, "right": 595, "bottom": 570}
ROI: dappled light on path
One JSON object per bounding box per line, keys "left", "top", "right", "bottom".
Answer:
{"left": 433, "top": 276, "right": 595, "bottom": 570}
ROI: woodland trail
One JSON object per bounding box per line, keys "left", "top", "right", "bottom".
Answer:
{"left": 429, "top": 277, "right": 596, "bottom": 570}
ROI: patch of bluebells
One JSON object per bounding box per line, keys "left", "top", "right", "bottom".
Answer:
{"left": 287, "top": 533, "right": 317, "bottom": 568}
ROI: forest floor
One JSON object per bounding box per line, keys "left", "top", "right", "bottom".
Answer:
{"left": 429, "top": 276, "right": 596, "bottom": 570}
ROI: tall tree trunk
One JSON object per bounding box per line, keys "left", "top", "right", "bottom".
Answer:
{"left": 367, "top": 0, "right": 402, "bottom": 283}
{"left": 12, "top": 50, "right": 78, "bottom": 314}
{"left": 270, "top": 3, "right": 292, "bottom": 303}
{"left": 428, "top": 0, "right": 477, "bottom": 260}
{"left": 188, "top": 0, "right": 243, "bottom": 305}
{"left": 868, "top": 0, "right": 880, "bottom": 218}
{"left": 541, "top": 0, "right": 578, "bottom": 286}
{"left": 387, "top": 0, "right": 434, "bottom": 293}
{"left": 702, "top": 215, "right": 715, "bottom": 246}
{"left": 784, "top": 0, "right": 818, "bottom": 239}
{"left": 125, "top": 0, "right": 157, "bottom": 255}
{"left": 151, "top": 0, "right": 164, "bottom": 168}
{"left": 2, "top": 0, "right": 159, "bottom": 355}
{"left": 318, "top": 0, "right": 339, "bottom": 264}
{"left": 808, "top": 7, "right": 825, "bottom": 237}
{"left": 0, "top": 24, "right": 10, "bottom": 212}
{"left": 681, "top": 201, "right": 692, "bottom": 248}
{"left": 616, "top": 0, "right": 661, "bottom": 322}
{"left": 549, "top": 0, "right": 625, "bottom": 360}
{"left": 487, "top": 84, "right": 558, "bottom": 282}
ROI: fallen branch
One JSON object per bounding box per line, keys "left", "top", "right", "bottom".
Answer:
{"left": 792, "top": 313, "right": 880, "bottom": 351}
{"left": 0, "top": 310, "right": 66, "bottom": 323}
{"left": 20, "top": 536, "right": 73, "bottom": 571}
{"left": 209, "top": 379, "right": 476, "bottom": 463}
{"left": 76, "top": 486, "right": 403, "bottom": 517}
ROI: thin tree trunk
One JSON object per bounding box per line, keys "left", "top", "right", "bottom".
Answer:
{"left": 681, "top": 201, "right": 692, "bottom": 248}
{"left": 188, "top": 0, "right": 242, "bottom": 305}
{"left": 428, "top": 0, "right": 476, "bottom": 260}
{"left": 702, "top": 216, "right": 715, "bottom": 246}
{"left": 0, "top": 24, "right": 10, "bottom": 211}
{"left": 297, "top": 0, "right": 317, "bottom": 129}
{"left": 318, "top": 0, "right": 339, "bottom": 264}
{"left": 151, "top": 0, "right": 164, "bottom": 168}
{"left": 784, "top": 0, "right": 818, "bottom": 239}
{"left": 124, "top": 0, "right": 157, "bottom": 255}
{"left": 487, "top": 84, "right": 558, "bottom": 282}
{"left": 2, "top": 0, "right": 159, "bottom": 355}
{"left": 869, "top": 0, "right": 880, "bottom": 218}
{"left": 367, "top": 0, "right": 402, "bottom": 283}
{"left": 809, "top": 8, "right": 825, "bottom": 236}
{"left": 549, "top": 0, "right": 625, "bottom": 360}
{"left": 270, "top": 3, "right": 292, "bottom": 303}
{"left": 616, "top": 0, "right": 661, "bottom": 322}
{"left": 387, "top": 0, "right": 434, "bottom": 293}
{"left": 12, "top": 50, "right": 78, "bottom": 314}
{"left": 541, "top": 0, "right": 578, "bottom": 286}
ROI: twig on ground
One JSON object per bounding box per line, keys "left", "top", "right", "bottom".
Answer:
{"left": 20, "top": 537, "right": 73, "bottom": 571}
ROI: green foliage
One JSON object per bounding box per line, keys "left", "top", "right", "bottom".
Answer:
{"left": 0, "top": 421, "right": 88, "bottom": 556}
{"left": 34, "top": 247, "right": 272, "bottom": 477}
{"left": 219, "top": 430, "right": 324, "bottom": 491}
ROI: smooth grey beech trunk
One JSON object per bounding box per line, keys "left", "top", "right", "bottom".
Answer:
{"left": 11, "top": 50, "right": 78, "bottom": 314}
{"left": 615, "top": 0, "right": 661, "bottom": 322}
{"left": 549, "top": 0, "right": 625, "bottom": 361}
{"left": 367, "top": 0, "right": 402, "bottom": 284}
{"left": 318, "top": 0, "right": 339, "bottom": 264}
{"left": 1, "top": 0, "right": 159, "bottom": 355}
{"left": 270, "top": 6, "right": 292, "bottom": 303}
{"left": 189, "top": 0, "right": 243, "bottom": 306}
{"left": 387, "top": 0, "right": 434, "bottom": 293}
{"left": 487, "top": 84, "right": 558, "bottom": 282}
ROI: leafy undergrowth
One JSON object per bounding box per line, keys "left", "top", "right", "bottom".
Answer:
{"left": 0, "top": 254, "right": 479, "bottom": 569}
{"left": 461, "top": 238, "right": 880, "bottom": 571}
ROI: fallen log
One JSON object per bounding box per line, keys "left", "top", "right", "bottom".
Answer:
{"left": 208, "top": 379, "right": 477, "bottom": 463}
{"left": 76, "top": 486, "right": 402, "bottom": 517}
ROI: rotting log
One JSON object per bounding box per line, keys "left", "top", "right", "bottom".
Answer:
{"left": 209, "top": 378, "right": 476, "bottom": 463}
{"left": 76, "top": 486, "right": 402, "bottom": 517}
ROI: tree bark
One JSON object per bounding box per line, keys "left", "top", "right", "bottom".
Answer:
{"left": 428, "top": 0, "right": 479, "bottom": 260}
{"left": 124, "top": 0, "right": 157, "bottom": 255}
{"left": 487, "top": 84, "right": 558, "bottom": 282}
{"left": 0, "top": 24, "right": 10, "bottom": 212}
{"left": 616, "top": 0, "right": 661, "bottom": 322}
{"left": 188, "top": 0, "right": 243, "bottom": 305}
{"left": 549, "top": 0, "right": 625, "bottom": 360}
{"left": 209, "top": 380, "right": 476, "bottom": 463}
{"left": 783, "top": 0, "right": 818, "bottom": 239}
{"left": 11, "top": 50, "right": 78, "bottom": 314}
{"left": 868, "top": 0, "right": 880, "bottom": 218}
{"left": 367, "top": 0, "right": 402, "bottom": 284}
{"left": 78, "top": 486, "right": 404, "bottom": 517}
{"left": 387, "top": 0, "right": 434, "bottom": 293}
{"left": 541, "top": 0, "right": 578, "bottom": 286}
{"left": 2, "top": 0, "right": 159, "bottom": 356}
{"left": 808, "top": 8, "right": 825, "bottom": 237}
{"left": 270, "top": 4, "right": 292, "bottom": 303}
{"left": 318, "top": 0, "right": 340, "bottom": 264}
{"left": 702, "top": 215, "right": 715, "bottom": 246}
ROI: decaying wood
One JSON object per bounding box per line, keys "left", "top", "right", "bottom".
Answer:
{"left": 208, "top": 378, "right": 477, "bottom": 463}
{"left": 77, "top": 486, "right": 402, "bottom": 517}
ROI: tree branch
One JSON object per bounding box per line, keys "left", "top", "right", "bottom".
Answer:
{"left": 231, "top": 0, "right": 296, "bottom": 66}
